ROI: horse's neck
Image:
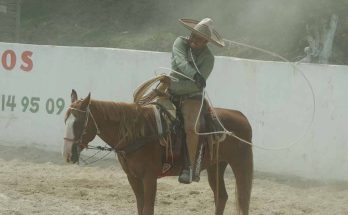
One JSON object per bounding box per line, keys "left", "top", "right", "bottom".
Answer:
{"left": 89, "top": 100, "right": 147, "bottom": 148}
{"left": 89, "top": 100, "right": 133, "bottom": 123}
{"left": 89, "top": 101, "right": 121, "bottom": 147}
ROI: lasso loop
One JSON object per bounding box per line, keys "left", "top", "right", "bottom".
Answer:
{"left": 223, "top": 39, "right": 316, "bottom": 150}
{"left": 155, "top": 38, "right": 316, "bottom": 151}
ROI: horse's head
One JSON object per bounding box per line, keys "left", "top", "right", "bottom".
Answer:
{"left": 63, "top": 89, "right": 98, "bottom": 164}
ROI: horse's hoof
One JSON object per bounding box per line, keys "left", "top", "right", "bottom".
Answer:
{"left": 178, "top": 169, "right": 192, "bottom": 184}
{"left": 193, "top": 175, "right": 200, "bottom": 182}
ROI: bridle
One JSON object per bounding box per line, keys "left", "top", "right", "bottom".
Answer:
{"left": 64, "top": 104, "right": 100, "bottom": 148}
{"left": 64, "top": 103, "right": 114, "bottom": 165}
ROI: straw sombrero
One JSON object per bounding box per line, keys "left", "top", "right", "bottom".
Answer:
{"left": 179, "top": 18, "right": 225, "bottom": 47}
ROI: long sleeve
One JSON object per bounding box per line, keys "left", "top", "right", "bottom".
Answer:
{"left": 171, "top": 37, "right": 198, "bottom": 79}
{"left": 169, "top": 37, "right": 215, "bottom": 96}
{"left": 198, "top": 54, "right": 214, "bottom": 80}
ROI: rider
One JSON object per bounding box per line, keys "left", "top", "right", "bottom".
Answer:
{"left": 168, "top": 18, "right": 225, "bottom": 184}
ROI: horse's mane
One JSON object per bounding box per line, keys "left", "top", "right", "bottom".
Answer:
{"left": 90, "top": 100, "right": 156, "bottom": 143}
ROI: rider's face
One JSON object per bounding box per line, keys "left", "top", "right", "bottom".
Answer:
{"left": 189, "top": 33, "right": 208, "bottom": 49}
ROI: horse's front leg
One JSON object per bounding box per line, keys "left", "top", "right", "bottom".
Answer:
{"left": 127, "top": 174, "right": 144, "bottom": 215}
{"left": 142, "top": 174, "right": 157, "bottom": 215}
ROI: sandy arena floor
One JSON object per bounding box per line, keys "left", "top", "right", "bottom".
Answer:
{"left": 0, "top": 144, "right": 347, "bottom": 215}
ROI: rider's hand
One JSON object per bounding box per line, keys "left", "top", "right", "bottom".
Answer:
{"left": 160, "top": 76, "right": 171, "bottom": 86}
{"left": 193, "top": 73, "right": 206, "bottom": 89}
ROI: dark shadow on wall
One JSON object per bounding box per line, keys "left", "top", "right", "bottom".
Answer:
{"left": 1, "top": 0, "right": 347, "bottom": 65}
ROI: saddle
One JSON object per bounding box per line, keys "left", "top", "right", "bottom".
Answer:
{"left": 133, "top": 75, "right": 225, "bottom": 177}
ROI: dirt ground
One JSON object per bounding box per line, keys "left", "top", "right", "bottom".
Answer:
{"left": 0, "top": 144, "right": 347, "bottom": 215}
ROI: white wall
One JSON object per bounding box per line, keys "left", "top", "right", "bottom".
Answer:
{"left": 0, "top": 42, "right": 347, "bottom": 181}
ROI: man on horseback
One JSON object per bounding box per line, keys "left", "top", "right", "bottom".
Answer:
{"left": 168, "top": 18, "right": 225, "bottom": 184}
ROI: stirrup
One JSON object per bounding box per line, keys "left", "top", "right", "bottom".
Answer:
{"left": 178, "top": 167, "right": 192, "bottom": 184}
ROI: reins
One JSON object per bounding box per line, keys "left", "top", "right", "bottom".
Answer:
{"left": 78, "top": 147, "right": 113, "bottom": 165}
{"left": 67, "top": 105, "right": 112, "bottom": 165}
{"left": 67, "top": 104, "right": 161, "bottom": 165}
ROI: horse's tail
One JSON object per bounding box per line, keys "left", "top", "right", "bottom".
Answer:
{"left": 205, "top": 108, "right": 254, "bottom": 214}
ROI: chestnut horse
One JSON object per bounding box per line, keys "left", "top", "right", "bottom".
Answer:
{"left": 63, "top": 90, "right": 253, "bottom": 215}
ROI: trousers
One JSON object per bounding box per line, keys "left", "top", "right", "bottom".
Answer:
{"left": 181, "top": 98, "right": 205, "bottom": 170}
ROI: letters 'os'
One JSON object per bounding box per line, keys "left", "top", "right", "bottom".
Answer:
{"left": 1, "top": 50, "right": 33, "bottom": 72}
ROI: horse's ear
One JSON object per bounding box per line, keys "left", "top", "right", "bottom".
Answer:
{"left": 81, "top": 93, "right": 91, "bottom": 109}
{"left": 71, "top": 89, "right": 78, "bottom": 103}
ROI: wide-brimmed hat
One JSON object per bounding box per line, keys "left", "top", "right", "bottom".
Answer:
{"left": 179, "top": 18, "right": 225, "bottom": 47}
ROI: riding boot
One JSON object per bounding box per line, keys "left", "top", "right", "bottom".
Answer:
{"left": 178, "top": 137, "right": 193, "bottom": 184}
{"left": 180, "top": 140, "right": 203, "bottom": 183}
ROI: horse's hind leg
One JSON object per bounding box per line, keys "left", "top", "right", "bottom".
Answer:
{"left": 207, "top": 162, "right": 228, "bottom": 215}
{"left": 127, "top": 175, "right": 144, "bottom": 215}
{"left": 230, "top": 146, "right": 253, "bottom": 215}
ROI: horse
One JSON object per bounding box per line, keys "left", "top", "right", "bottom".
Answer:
{"left": 63, "top": 89, "right": 253, "bottom": 215}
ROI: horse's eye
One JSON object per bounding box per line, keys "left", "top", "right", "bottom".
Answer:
{"left": 73, "top": 119, "right": 84, "bottom": 130}
{"left": 72, "top": 117, "right": 85, "bottom": 136}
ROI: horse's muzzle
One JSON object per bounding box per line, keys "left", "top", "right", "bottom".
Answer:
{"left": 63, "top": 139, "right": 80, "bottom": 164}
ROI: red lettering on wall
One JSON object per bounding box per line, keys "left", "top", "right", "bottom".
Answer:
{"left": 1, "top": 50, "right": 16, "bottom": 70}
{"left": 20, "top": 51, "right": 33, "bottom": 72}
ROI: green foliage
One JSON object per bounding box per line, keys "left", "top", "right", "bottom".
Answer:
{"left": 1, "top": 0, "right": 347, "bottom": 64}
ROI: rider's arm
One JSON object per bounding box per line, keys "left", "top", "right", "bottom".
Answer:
{"left": 198, "top": 53, "right": 214, "bottom": 80}
{"left": 171, "top": 37, "right": 198, "bottom": 79}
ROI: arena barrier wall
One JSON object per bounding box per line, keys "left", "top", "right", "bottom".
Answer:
{"left": 0, "top": 42, "right": 347, "bottom": 181}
